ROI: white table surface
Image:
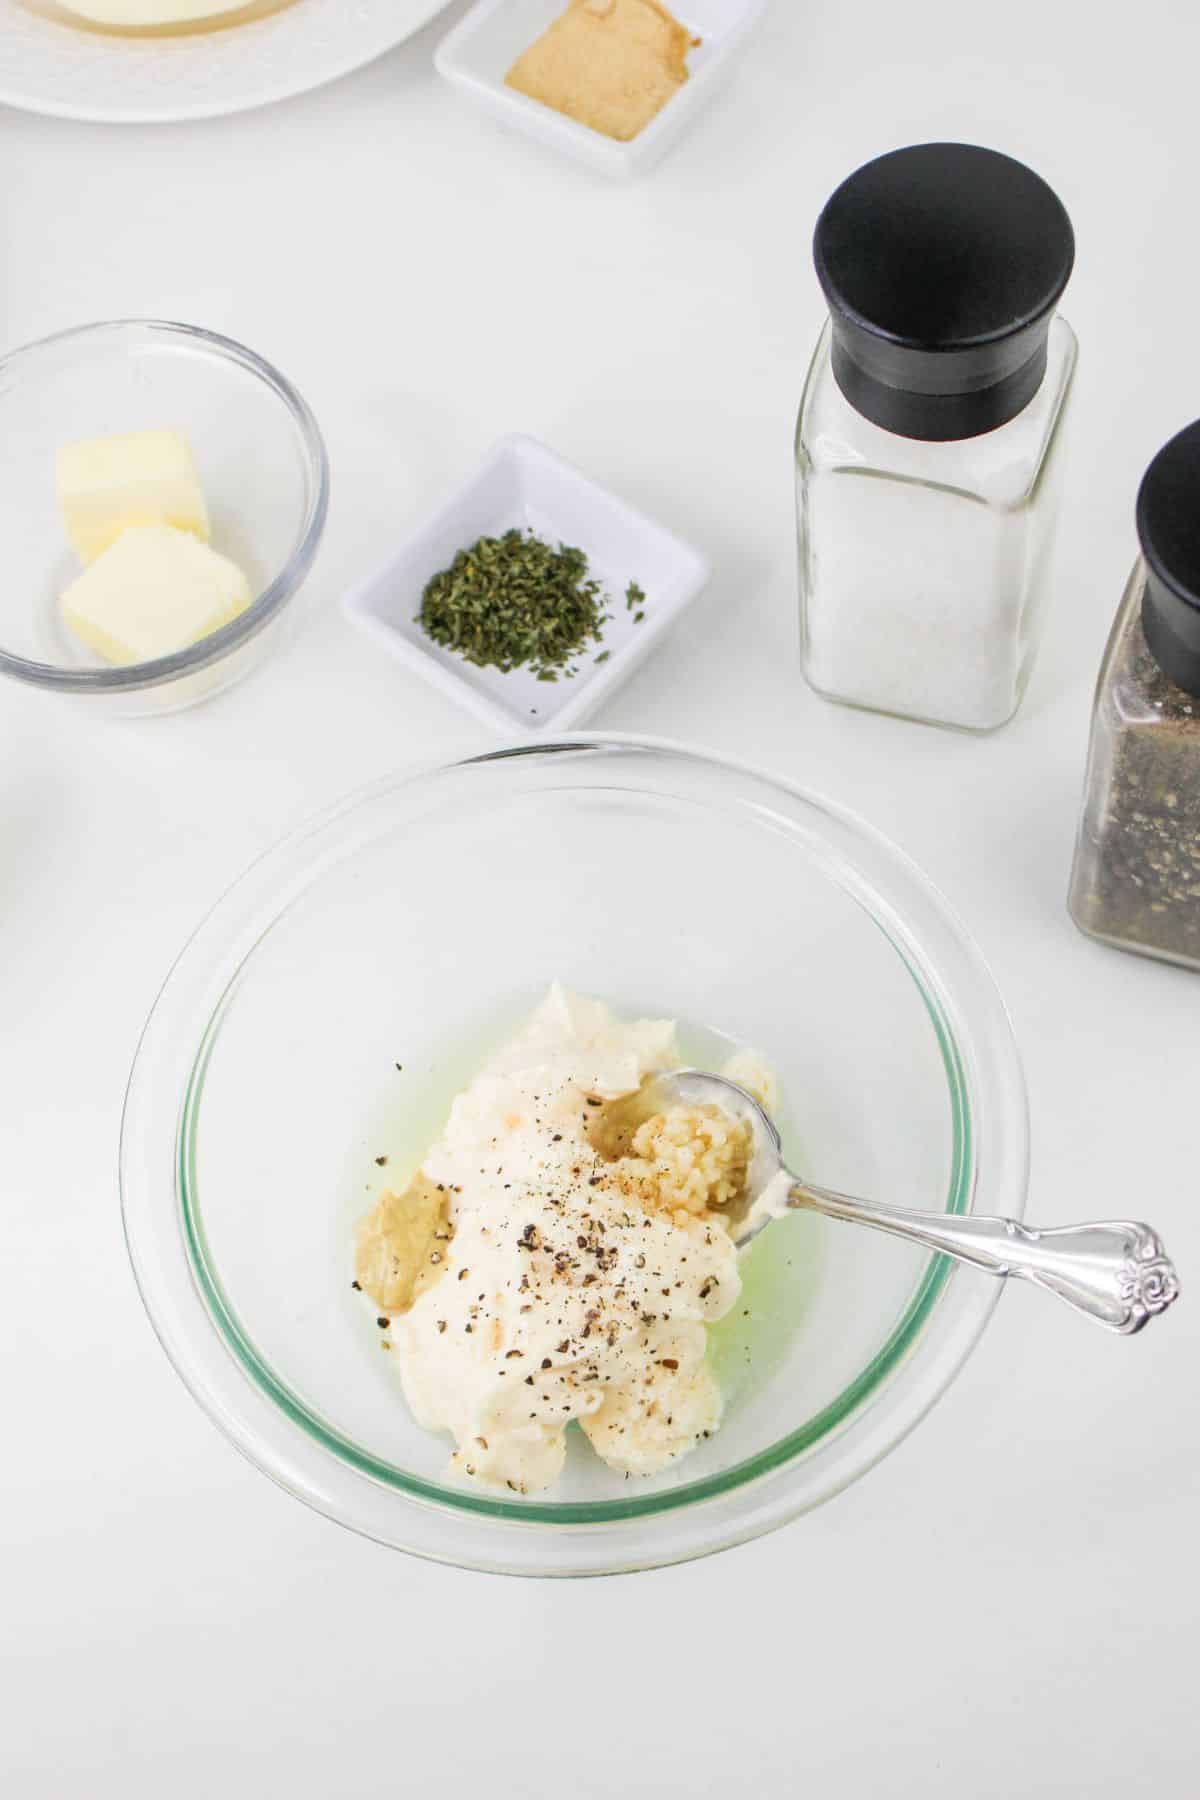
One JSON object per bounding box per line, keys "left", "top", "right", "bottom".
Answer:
{"left": 3, "top": 3, "right": 1197, "bottom": 1794}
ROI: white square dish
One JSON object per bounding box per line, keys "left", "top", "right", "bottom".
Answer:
{"left": 434, "top": 0, "right": 766, "bottom": 178}
{"left": 342, "top": 434, "right": 711, "bottom": 733}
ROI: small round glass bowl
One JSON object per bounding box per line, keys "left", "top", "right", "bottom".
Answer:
{"left": 121, "top": 739, "right": 1029, "bottom": 1576}
{"left": 0, "top": 320, "right": 329, "bottom": 716}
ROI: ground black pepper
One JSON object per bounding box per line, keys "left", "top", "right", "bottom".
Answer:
{"left": 1070, "top": 585, "right": 1200, "bottom": 968}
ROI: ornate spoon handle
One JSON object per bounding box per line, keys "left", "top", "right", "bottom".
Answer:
{"left": 789, "top": 1182, "right": 1180, "bottom": 1334}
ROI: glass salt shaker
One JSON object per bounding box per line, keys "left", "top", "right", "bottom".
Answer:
{"left": 796, "top": 143, "right": 1078, "bottom": 732}
{"left": 1068, "top": 423, "right": 1200, "bottom": 971}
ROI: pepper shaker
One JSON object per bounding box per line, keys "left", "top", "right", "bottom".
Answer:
{"left": 796, "top": 143, "right": 1078, "bottom": 732}
{"left": 1068, "top": 423, "right": 1200, "bottom": 971}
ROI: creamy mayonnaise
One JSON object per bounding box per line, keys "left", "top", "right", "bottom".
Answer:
{"left": 358, "top": 986, "right": 775, "bottom": 1495}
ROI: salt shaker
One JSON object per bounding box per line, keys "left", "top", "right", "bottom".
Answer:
{"left": 796, "top": 143, "right": 1078, "bottom": 732}
{"left": 1068, "top": 424, "right": 1200, "bottom": 971}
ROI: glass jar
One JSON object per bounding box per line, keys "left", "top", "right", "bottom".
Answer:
{"left": 1069, "top": 425, "right": 1200, "bottom": 971}
{"left": 796, "top": 143, "right": 1078, "bottom": 733}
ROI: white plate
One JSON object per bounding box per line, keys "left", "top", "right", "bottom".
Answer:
{"left": 0, "top": 0, "right": 455, "bottom": 124}
{"left": 343, "top": 433, "right": 711, "bottom": 734}
{"left": 436, "top": 0, "right": 766, "bottom": 178}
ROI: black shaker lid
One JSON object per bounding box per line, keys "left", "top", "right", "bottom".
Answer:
{"left": 814, "top": 143, "right": 1075, "bottom": 442}
{"left": 1137, "top": 422, "right": 1200, "bottom": 698}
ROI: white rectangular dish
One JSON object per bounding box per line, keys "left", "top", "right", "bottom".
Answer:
{"left": 434, "top": 0, "right": 766, "bottom": 178}
{"left": 342, "top": 434, "right": 711, "bottom": 733}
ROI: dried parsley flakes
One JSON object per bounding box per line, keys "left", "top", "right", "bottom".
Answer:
{"left": 419, "top": 529, "right": 617, "bottom": 677}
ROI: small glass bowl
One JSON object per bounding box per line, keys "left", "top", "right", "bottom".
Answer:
{"left": 121, "top": 738, "right": 1029, "bottom": 1576}
{"left": 0, "top": 320, "right": 329, "bottom": 716}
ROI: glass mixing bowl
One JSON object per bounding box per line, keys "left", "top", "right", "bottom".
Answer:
{"left": 0, "top": 320, "right": 329, "bottom": 715}
{"left": 121, "top": 739, "right": 1029, "bottom": 1575}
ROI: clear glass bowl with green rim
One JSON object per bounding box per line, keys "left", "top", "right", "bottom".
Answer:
{"left": 120, "top": 737, "right": 1028, "bottom": 1576}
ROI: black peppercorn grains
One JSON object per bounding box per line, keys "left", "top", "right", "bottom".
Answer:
{"left": 1070, "top": 596, "right": 1200, "bottom": 969}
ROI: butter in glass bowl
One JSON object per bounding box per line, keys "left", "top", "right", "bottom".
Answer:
{"left": 0, "top": 320, "right": 328, "bottom": 717}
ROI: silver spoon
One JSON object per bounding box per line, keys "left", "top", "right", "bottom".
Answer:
{"left": 640, "top": 1071, "right": 1180, "bottom": 1335}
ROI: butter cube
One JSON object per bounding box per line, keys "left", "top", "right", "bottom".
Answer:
{"left": 57, "top": 430, "right": 211, "bottom": 566}
{"left": 61, "top": 525, "right": 251, "bottom": 665}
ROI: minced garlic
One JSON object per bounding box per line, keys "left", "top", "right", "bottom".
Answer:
{"left": 505, "top": 0, "right": 697, "bottom": 144}
{"left": 603, "top": 1104, "right": 751, "bottom": 1224}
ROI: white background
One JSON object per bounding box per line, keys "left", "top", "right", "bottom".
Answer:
{"left": 3, "top": 2, "right": 1198, "bottom": 1794}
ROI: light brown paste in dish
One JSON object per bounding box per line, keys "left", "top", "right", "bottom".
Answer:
{"left": 505, "top": 0, "right": 698, "bottom": 144}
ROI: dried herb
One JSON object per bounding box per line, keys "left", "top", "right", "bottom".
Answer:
{"left": 419, "top": 529, "right": 614, "bottom": 677}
